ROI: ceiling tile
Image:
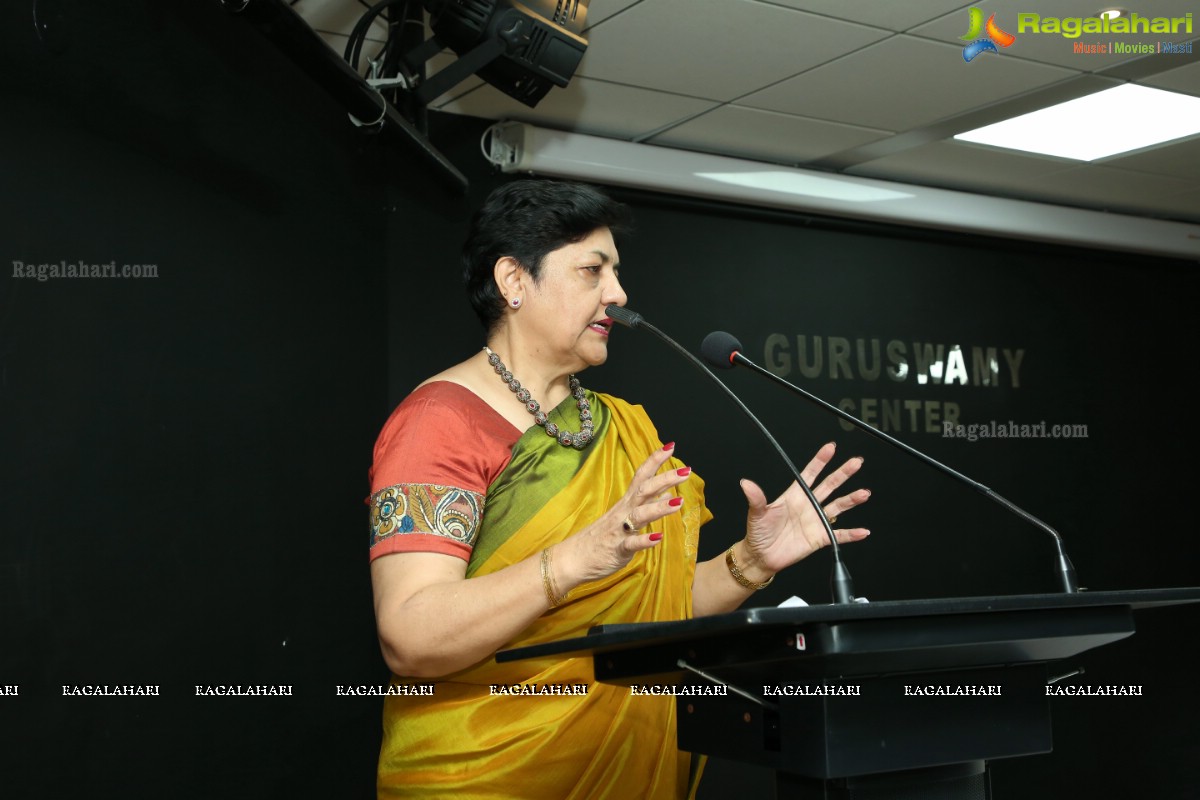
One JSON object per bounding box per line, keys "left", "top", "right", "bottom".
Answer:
{"left": 754, "top": 0, "right": 974, "bottom": 31}
{"left": 1141, "top": 59, "right": 1200, "bottom": 97}
{"left": 648, "top": 105, "right": 889, "bottom": 164}
{"left": 741, "top": 35, "right": 1078, "bottom": 131}
{"left": 434, "top": 77, "right": 718, "bottom": 140}
{"left": 574, "top": 0, "right": 890, "bottom": 101}
{"left": 1102, "top": 136, "right": 1200, "bottom": 180}
{"left": 585, "top": 0, "right": 643, "bottom": 27}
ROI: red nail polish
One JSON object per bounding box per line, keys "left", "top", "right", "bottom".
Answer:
{"left": 662, "top": 441, "right": 675, "bottom": 451}
{"left": 668, "top": 497, "right": 683, "bottom": 507}
{"left": 648, "top": 532, "right": 663, "bottom": 541}
{"left": 676, "top": 467, "right": 691, "bottom": 477}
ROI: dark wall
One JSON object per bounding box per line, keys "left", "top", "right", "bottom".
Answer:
{"left": 1, "top": 2, "right": 408, "bottom": 797}
{"left": 2, "top": 2, "right": 1196, "bottom": 798}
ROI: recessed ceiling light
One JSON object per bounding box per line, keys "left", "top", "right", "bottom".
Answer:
{"left": 954, "top": 84, "right": 1200, "bottom": 161}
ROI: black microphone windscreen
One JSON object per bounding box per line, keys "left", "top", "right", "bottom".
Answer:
{"left": 700, "top": 331, "right": 742, "bottom": 369}
{"left": 605, "top": 304, "right": 644, "bottom": 328}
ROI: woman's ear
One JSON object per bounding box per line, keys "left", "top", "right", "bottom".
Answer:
{"left": 494, "top": 256, "right": 524, "bottom": 306}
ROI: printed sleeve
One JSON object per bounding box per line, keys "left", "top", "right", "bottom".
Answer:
{"left": 366, "top": 384, "right": 519, "bottom": 562}
{"left": 368, "top": 483, "right": 483, "bottom": 561}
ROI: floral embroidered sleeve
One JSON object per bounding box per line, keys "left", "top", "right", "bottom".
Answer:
{"left": 369, "top": 483, "right": 483, "bottom": 560}
{"left": 366, "top": 383, "right": 521, "bottom": 563}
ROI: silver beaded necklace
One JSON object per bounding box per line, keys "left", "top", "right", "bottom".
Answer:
{"left": 484, "top": 347, "right": 594, "bottom": 449}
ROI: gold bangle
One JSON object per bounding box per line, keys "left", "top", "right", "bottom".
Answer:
{"left": 540, "top": 547, "right": 567, "bottom": 607}
{"left": 725, "top": 545, "right": 774, "bottom": 590}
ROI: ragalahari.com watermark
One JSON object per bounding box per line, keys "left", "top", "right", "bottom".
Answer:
{"left": 943, "top": 421, "right": 1088, "bottom": 441}
{"left": 12, "top": 260, "right": 158, "bottom": 281}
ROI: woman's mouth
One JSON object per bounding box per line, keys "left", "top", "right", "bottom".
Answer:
{"left": 588, "top": 318, "right": 613, "bottom": 336}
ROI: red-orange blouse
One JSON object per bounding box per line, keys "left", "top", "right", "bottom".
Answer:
{"left": 367, "top": 382, "right": 523, "bottom": 562}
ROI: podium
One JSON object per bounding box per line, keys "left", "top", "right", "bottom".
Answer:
{"left": 499, "top": 587, "right": 1200, "bottom": 799}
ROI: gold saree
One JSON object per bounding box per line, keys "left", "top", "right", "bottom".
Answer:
{"left": 377, "top": 392, "right": 711, "bottom": 799}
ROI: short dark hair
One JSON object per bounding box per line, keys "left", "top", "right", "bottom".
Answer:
{"left": 462, "top": 179, "right": 632, "bottom": 333}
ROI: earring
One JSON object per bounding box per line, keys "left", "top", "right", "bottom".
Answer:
{"left": 510, "top": 297, "right": 522, "bottom": 309}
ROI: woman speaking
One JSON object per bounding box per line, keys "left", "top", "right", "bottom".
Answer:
{"left": 366, "top": 179, "right": 871, "bottom": 798}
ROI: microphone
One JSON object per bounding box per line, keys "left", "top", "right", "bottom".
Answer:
{"left": 701, "top": 331, "right": 1080, "bottom": 595}
{"left": 607, "top": 305, "right": 856, "bottom": 605}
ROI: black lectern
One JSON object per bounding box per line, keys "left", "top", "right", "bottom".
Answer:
{"left": 499, "top": 588, "right": 1200, "bottom": 799}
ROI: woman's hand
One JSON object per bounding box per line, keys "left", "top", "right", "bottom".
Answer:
{"left": 556, "top": 443, "right": 690, "bottom": 586}
{"left": 739, "top": 442, "right": 871, "bottom": 577}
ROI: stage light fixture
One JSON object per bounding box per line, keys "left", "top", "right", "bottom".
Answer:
{"left": 402, "top": 0, "right": 590, "bottom": 107}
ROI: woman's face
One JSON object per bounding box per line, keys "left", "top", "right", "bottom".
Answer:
{"left": 521, "top": 226, "right": 628, "bottom": 374}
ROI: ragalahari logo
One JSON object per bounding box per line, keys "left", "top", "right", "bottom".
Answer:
{"left": 960, "top": 8, "right": 1016, "bottom": 61}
